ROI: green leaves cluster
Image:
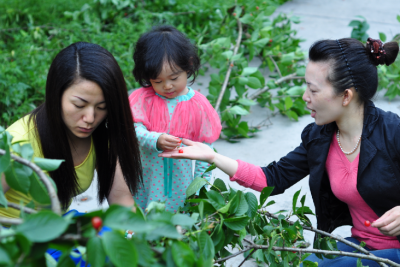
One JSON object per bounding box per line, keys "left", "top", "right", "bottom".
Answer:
{"left": 348, "top": 15, "right": 400, "bottom": 101}
{"left": 199, "top": 7, "right": 308, "bottom": 141}
{"left": 0, "top": 127, "right": 62, "bottom": 208}
{"left": 1, "top": 0, "right": 306, "bottom": 143}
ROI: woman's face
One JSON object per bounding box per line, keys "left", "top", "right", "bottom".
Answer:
{"left": 61, "top": 80, "right": 107, "bottom": 139}
{"left": 303, "top": 61, "right": 344, "bottom": 125}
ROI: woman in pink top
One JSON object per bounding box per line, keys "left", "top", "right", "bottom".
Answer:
{"left": 160, "top": 37, "right": 400, "bottom": 266}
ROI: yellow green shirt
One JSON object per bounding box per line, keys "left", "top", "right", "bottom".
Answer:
{"left": 0, "top": 116, "right": 96, "bottom": 219}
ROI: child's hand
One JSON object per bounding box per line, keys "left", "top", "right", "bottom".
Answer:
{"left": 157, "top": 134, "right": 181, "bottom": 151}
{"left": 158, "top": 138, "right": 215, "bottom": 163}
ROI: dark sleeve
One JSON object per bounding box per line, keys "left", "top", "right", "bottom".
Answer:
{"left": 261, "top": 123, "right": 312, "bottom": 195}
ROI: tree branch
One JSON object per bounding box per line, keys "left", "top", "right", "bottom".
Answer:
{"left": 0, "top": 217, "right": 23, "bottom": 225}
{"left": 214, "top": 247, "right": 253, "bottom": 263}
{"left": 5, "top": 201, "right": 37, "bottom": 214}
{"left": 260, "top": 210, "right": 388, "bottom": 267}
{"left": 249, "top": 73, "right": 304, "bottom": 100}
{"left": 268, "top": 55, "right": 282, "bottom": 78}
{"left": 215, "top": 18, "right": 243, "bottom": 112}
{"left": 0, "top": 149, "right": 61, "bottom": 215}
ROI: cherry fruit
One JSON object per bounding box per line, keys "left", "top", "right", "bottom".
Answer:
{"left": 179, "top": 149, "right": 184, "bottom": 153}
{"left": 364, "top": 220, "right": 371, "bottom": 227}
{"left": 92, "top": 217, "right": 102, "bottom": 230}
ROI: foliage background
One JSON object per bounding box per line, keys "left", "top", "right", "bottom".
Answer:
{"left": 1, "top": 0, "right": 307, "bottom": 142}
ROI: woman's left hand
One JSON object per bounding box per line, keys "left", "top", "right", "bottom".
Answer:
{"left": 372, "top": 206, "right": 400, "bottom": 236}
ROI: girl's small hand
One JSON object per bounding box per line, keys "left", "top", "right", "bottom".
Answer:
{"left": 157, "top": 134, "right": 181, "bottom": 151}
{"left": 371, "top": 206, "right": 400, "bottom": 236}
{"left": 158, "top": 139, "right": 215, "bottom": 163}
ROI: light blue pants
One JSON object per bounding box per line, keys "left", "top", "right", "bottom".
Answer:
{"left": 303, "top": 237, "right": 400, "bottom": 266}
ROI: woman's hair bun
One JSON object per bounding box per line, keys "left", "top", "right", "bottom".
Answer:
{"left": 366, "top": 37, "right": 399, "bottom": 66}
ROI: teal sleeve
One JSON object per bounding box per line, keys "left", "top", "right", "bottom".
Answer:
{"left": 134, "top": 123, "right": 164, "bottom": 153}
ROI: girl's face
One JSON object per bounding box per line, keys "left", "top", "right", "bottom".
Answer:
{"left": 303, "top": 61, "right": 344, "bottom": 125}
{"left": 61, "top": 80, "right": 107, "bottom": 140}
{"left": 149, "top": 62, "right": 188, "bottom": 98}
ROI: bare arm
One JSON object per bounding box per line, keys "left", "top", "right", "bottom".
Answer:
{"left": 106, "top": 160, "right": 136, "bottom": 211}
{"left": 1, "top": 173, "right": 10, "bottom": 193}
{"left": 158, "top": 139, "right": 239, "bottom": 177}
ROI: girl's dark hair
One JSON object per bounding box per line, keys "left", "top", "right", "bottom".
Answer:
{"left": 30, "top": 42, "right": 142, "bottom": 209}
{"left": 132, "top": 25, "right": 200, "bottom": 87}
{"left": 309, "top": 38, "right": 399, "bottom": 103}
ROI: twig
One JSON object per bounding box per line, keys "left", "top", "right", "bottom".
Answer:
{"left": 260, "top": 210, "right": 388, "bottom": 267}
{"left": 238, "top": 248, "right": 257, "bottom": 267}
{"left": 215, "top": 19, "right": 243, "bottom": 112}
{"left": 6, "top": 201, "right": 37, "bottom": 214}
{"left": 249, "top": 73, "right": 304, "bottom": 100}
{"left": 0, "top": 149, "right": 61, "bottom": 215}
{"left": 0, "top": 217, "right": 23, "bottom": 225}
{"left": 195, "top": 211, "right": 219, "bottom": 226}
{"left": 214, "top": 247, "right": 252, "bottom": 263}
{"left": 268, "top": 55, "right": 282, "bottom": 78}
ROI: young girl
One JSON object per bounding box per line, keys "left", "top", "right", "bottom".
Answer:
{"left": 129, "top": 25, "right": 222, "bottom": 212}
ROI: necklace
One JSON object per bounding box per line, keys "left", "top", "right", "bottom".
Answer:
{"left": 336, "top": 129, "right": 361, "bottom": 155}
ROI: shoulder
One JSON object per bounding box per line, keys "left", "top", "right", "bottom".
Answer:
{"left": 300, "top": 122, "right": 330, "bottom": 144}
{"left": 6, "top": 116, "right": 36, "bottom": 144}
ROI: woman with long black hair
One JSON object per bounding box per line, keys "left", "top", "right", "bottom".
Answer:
{"left": 1, "top": 42, "right": 142, "bottom": 217}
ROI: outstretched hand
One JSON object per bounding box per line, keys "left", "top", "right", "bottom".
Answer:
{"left": 372, "top": 206, "right": 400, "bottom": 236}
{"left": 158, "top": 138, "right": 215, "bottom": 163}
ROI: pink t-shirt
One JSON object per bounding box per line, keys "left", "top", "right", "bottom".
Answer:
{"left": 326, "top": 133, "right": 400, "bottom": 250}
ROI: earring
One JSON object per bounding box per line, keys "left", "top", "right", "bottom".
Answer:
{"left": 105, "top": 119, "right": 108, "bottom": 129}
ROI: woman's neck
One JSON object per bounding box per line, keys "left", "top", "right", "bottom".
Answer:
{"left": 336, "top": 102, "right": 364, "bottom": 139}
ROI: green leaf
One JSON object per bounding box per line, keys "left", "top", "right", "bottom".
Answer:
{"left": 206, "top": 190, "right": 225, "bottom": 209}
{"left": 198, "top": 231, "right": 215, "bottom": 260}
{"left": 5, "top": 161, "right": 31, "bottom": 194}
{"left": 171, "top": 214, "right": 195, "bottom": 228}
{"left": 172, "top": 241, "right": 196, "bottom": 267}
{"left": 0, "top": 247, "right": 11, "bottom": 265}
{"left": 33, "top": 157, "right": 64, "bottom": 171}
{"left": 104, "top": 205, "right": 152, "bottom": 233}
{"left": 259, "top": 186, "right": 274, "bottom": 208}
{"left": 292, "top": 189, "right": 301, "bottom": 213}
{"left": 186, "top": 177, "right": 208, "bottom": 197}
{"left": 87, "top": 236, "right": 106, "bottom": 267}
{"left": 229, "top": 106, "right": 249, "bottom": 116}
{"left": 245, "top": 192, "right": 258, "bottom": 218}
{"left": 29, "top": 172, "right": 50, "bottom": 204}
{"left": 16, "top": 210, "right": 69, "bottom": 242}
{"left": 397, "top": 15, "right": 400, "bottom": 23}
{"left": 224, "top": 216, "right": 250, "bottom": 231}
{"left": 221, "top": 50, "right": 233, "bottom": 60}
{"left": 0, "top": 143, "right": 10, "bottom": 173}
{"left": 20, "top": 144, "right": 34, "bottom": 161}
{"left": 284, "top": 97, "right": 293, "bottom": 110}
{"left": 238, "top": 98, "right": 256, "bottom": 106}
{"left": 287, "top": 110, "right": 299, "bottom": 121}
{"left": 302, "top": 260, "right": 319, "bottom": 267}
{"left": 286, "top": 86, "right": 305, "bottom": 96}
{"left": 239, "top": 14, "right": 254, "bottom": 24}
{"left": 102, "top": 231, "right": 138, "bottom": 267}
{"left": 235, "top": 191, "right": 249, "bottom": 216}
{"left": 217, "top": 200, "right": 231, "bottom": 213}
{"left": 212, "top": 178, "right": 227, "bottom": 192}
{"left": 238, "top": 77, "right": 249, "bottom": 85}
{"left": 379, "top": 32, "right": 386, "bottom": 42}
{"left": 348, "top": 20, "right": 361, "bottom": 27}
{"left": 241, "top": 67, "right": 258, "bottom": 76}
{"left": 281, "top": 52, "right": 295, "bottom": 64}
{"left": 247, "top": 77, "right": 262, "bottom": 89}
{"left": 202, "top": 163, "right": 216, "bottom": 177}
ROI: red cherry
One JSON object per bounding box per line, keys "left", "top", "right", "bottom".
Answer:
{"left": 179, "top": 149, "right": 184, "bottom": 153}
{"left": 269, "top": 39, "right": 273, "bottom": 43}
{"left": 208, "top": 231, "right": 211, "bottom": 234}
{"left": 256, "top": 6, "right": 259, "bottom": 10}
{"left": 92, "top": 217, "right": 102, "bottom": 230}
{"left": 124, "top": 12, "right": 127, "bottom": 16}
{"left": 233, "top": 13, "right": 236, "bottom": 16}
{"left": 364, "top": 220, "right": 371, "bottom": 227}
{"left": 230, "top": 63, "right": 234, "bottom": 67}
